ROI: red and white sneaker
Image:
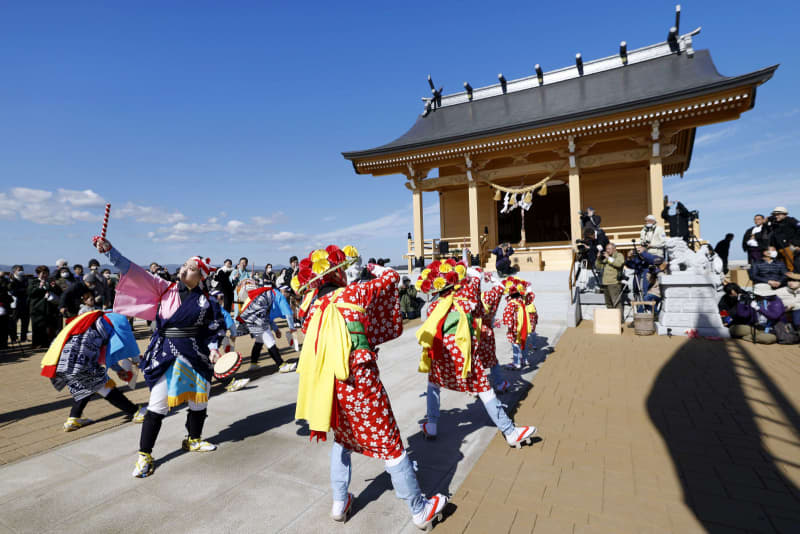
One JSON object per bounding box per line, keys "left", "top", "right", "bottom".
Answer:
{"left": 420, "top": 422, "right": 437, "bottom": 440}
{"left": 413, "top": 493, "right": 447, "bottom": 531}
{"left": 505, "top": 426, "right": 537, "bottom": 448}
{"left": 331, "top": 492, "right": 354, "bottom": 522}
{"left": 495, "top": 380, "right": 510, "bottom": 393}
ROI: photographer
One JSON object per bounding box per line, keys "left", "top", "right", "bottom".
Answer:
{"left": 661, "top": 199, "right": 692, "bottom": 243}
{"left": 399, "top": 276, "right": 422, "bottom": 320}
{"left": 640, "top": 215, "right": 667, "bottom": 258}
{"left": 768, "top": 207, "right": 800, "bottom": 271}
{"left": 726, "top": 286, "right": 785, "bottom": 344}
{"left": 576, "top": 228, "right": 609, "bottom": 266}
{"left": 595, "top": 243, "right": 625, "bottom": 309}
{"left": 491, "top": 242, "right": 515, "bottom": 276}
{"left": 625, "top": 244, "right": 658, "bottom": 296}
{"left": 579, "top": 207, "right": 602, "bottom": 233}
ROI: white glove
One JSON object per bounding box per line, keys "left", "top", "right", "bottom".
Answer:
{"left": 597, "top": 245, "right": 603, "bottom": 251}
{"left": 746, "top": 239, "right": 758, "bottom": 247}
{"left": 750, "top": 301, "right": 759, "bottom": 310}
{"left": 0, "top": 306, "right": 6, "bottom": 316}
{"left": 466, "top": 267, "right": 482, "bottom": 279}
{"left": 367, "top": 263, "right": 389, "bottom": 277}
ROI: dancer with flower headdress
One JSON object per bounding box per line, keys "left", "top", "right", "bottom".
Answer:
{"left": 92, "top": 237, "right": 225, "bottom": 478}
{"left": 293, "top": 245, "right": 447, "bottom": 529}
{"left": 415, "top": 260, "right": 536, "bottom": 448}
{"left": 501, "top": 277, "right": 538, "bottom": 370}
{"left": 477, "top": 270, "right": 510, "bottom": 393}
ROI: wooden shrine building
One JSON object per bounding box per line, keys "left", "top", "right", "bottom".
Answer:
{"left": 342, "top": 11, "right": 777, "bottom": 272}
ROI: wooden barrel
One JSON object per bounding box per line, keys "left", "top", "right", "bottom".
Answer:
{"left": 632, "top": 301, "right": 656, "bottom": 336}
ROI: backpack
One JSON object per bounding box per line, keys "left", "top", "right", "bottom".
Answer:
{"left": 774, "top": 322, "right": 800, "bottom": 345}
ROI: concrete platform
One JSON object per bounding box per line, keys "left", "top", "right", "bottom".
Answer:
{"left": 0, "top": 318, "right": 564, "bottom": 534}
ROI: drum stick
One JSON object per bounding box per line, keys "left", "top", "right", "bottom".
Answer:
{"left": 101, "top": 203, "right": 111, "bottom": 239}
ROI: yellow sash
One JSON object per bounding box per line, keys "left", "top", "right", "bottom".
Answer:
{"left": 295, "top": 289, "right": 365, "bottom": 433}
{"left": 416, "top": 295, "right": 474, "bottom": 378}
{"left": 514, "top": 301, "right": 538, "bottom": 345}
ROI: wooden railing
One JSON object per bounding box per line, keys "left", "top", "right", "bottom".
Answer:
{"left": 405, "top": 235, "right": 490, "bottom": 271}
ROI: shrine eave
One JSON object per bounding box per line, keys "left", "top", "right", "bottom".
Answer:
{"left": 342, "top": 50, "right": 777, "bottom": 167}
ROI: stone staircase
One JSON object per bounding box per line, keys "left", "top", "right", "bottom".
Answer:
{"left": 507, "top": 270, "right": 574, "bottom": 329}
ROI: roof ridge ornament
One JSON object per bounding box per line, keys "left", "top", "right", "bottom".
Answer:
{"left": 426, "top": 5, "right": 702, "bottom": 110}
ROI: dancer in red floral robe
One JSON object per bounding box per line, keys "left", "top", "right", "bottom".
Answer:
{"left": 293, "top": 245, "right": 446, "bottom": 528}
{"left": 501, "top": 276, "right": 538, "bottom": 370}
{"left": 415, "top": 260, "right": 537, "bottom": 448}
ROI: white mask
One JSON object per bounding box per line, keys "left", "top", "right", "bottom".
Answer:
{"left": 768, "top": 250, "right": 778, "bottom": 259}
{"left": 645, "top": 223, "right": 654, "bottom": 228}
{"left": 14, "top": 272, "right": 24, "bottom": 280}
{"left": 61, "top": 272, "right": 70, "bottom": 278}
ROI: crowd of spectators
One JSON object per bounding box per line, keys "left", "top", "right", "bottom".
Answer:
{"left": 0, "top": 253, "right": 310, "bottom": 351}
{"left": 717, "top": 206, "right": 800, "bottom": 343}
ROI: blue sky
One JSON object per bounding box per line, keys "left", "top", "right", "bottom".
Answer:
{"left": 0, "top": 1, "right": 796, "bottom": 267}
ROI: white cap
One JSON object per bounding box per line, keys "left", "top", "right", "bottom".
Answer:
{"left": 645, "top": 214, "right": 656, "bottom": 221}
{"left": 55, "top": 258, "right": 68, "bottom": 268}
{"left": 772, "top": 206, "right": 788, "bottom": 214}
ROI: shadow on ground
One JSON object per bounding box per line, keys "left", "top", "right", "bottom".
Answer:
{"left": 647, "top": 338, "right": 800, "bottom": 533}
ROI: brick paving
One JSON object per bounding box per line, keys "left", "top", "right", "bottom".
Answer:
{"left": 0, "top": 319, "right": 299, "bottom": 465}
{"left": 439, "top": 323, "right": 800, "bottom": 534}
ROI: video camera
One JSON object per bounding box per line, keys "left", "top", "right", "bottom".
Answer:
{"left": 376, "top": 258, "right": 391, "bottom": 267}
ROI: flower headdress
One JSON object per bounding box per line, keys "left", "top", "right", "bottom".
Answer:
{"left": 292, "top": 245, "right": 360, "bottom": 293}
{"left": 415, "top": 258, "right": 468, "bottom": 294}
{"left": 502, "top": 276, "right": 530, "bottom": 297}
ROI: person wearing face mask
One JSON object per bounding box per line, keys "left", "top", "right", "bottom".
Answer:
{"left": 749, "top": 246, "right": 787, "bottom": 296}
{"left": 93, "top": 237, "right": 225, "bottom": 478}
{"left": 101, "top": 269, "right": 116, "bottom": 307}
{"left": 9, "top": 265, "right": 30, "bottom": 344}
{"left": 768, "top": 207, "right": 800, "bottom": 271}
{"left": 742, "top": 214, "right": 770, "bottom": 266}
{"left": 640, "top": 215, "right": 667, "bottom": 258}
{"left": 28, "top": 265, "right": 62, "bottom": 348}
{"left": 86, "top": 259, "right": 106, "bottom": 307}
{"left": 59, "top": 274, "right": 100, "bottom": 324}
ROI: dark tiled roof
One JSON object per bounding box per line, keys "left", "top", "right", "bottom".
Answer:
{"left": 343, "top": 50, "right": 776, "bottom": 161}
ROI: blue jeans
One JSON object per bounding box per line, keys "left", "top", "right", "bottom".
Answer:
{"left": 511, "top": 343, "right": 523, "bottom": 367}
{"left": 792, "top": 309, "right": 800, "bottom": 328}
{"left": 330, "top": 442, "right": 424, "bottom": 515}
{"left": 426, "top": 382, "right": 514, "bottom": 435}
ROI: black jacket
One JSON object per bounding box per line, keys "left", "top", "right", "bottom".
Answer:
{"left": 580, "top": 213, "right": 602, "bottom": 231}
{"left": 769, "top": 216, "right": 800, "bottom": 249}
{"left": 59, "top": 282, "right": 91, "bottom": 316}
{"left": 741, "top": 225, "right": 770, "bottom": 252}
{"left": 661, "top": 202, "right": 691, "bottom": 238}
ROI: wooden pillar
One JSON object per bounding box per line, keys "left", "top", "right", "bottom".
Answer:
{"left": 468, "top": 182, "right": 480, "bottom": 261}
{"left": 649, "top": 156, "right": 664, "bottom": 225}
{"left": 412, "top": 188, "right": 424, "bottom": 266}
{"left": 568, "top": 167, "right": 581, "bottom": 243}
{"left": 649, "top": 121, "right": 665, "bottom": 226}
{"left": 566, "top": 135, "right": 582, "bottom": 244}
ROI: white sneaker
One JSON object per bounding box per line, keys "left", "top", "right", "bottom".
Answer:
{"left": 412, "top": 493, "right": 447, "bottom": 531}
{"left": 504, "top": 363, "right": 522, "bottom": 371}
{"left": 495, "top": 380, "right": 510, "bottom": 393}
{"left": 132, "top": 406, "right": 147, "bottom": 424}
{"left": 132, "top": 452, "right": 154, "bottom": 478}
{"left": 505, "top": 426, "right": 537, "bottom": 448}
{"left": 278, "top": 362, "right": 297, "bottom": 373}
{"left": 63, "top": 417, "right": 93, "bottom": 432}
{"left": 420, "top": 422, "right": 437, "bottom": 440}
{"left": 226, "top": 378, "right": 250, "bottom": 392}
{"left": 182, "top": 438, "right": 217, "bottom": 452}
{"left": 330, "top": 492, "right": 354, "bottom": 522}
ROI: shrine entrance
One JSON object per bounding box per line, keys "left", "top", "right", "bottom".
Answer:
{"left": 496, "top": 183, "right": 571, "bottom": 245}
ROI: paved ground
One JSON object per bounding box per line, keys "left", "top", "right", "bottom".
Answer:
{"left": 439, "top": 323, "right": 800, "bottom": 534}
{"left": 0, "top": 315, "right": 563, "bottom": 533}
